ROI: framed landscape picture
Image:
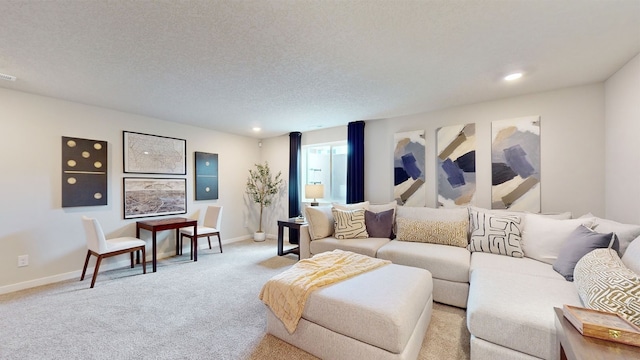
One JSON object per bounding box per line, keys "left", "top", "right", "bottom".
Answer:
{"left": 123, "top": 131, "right": 186, "bottom": 175}
{"left": 123, "top": 177, "right": 186, "bottom": 219}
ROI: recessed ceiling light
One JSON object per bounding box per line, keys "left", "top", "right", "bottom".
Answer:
{"left": 0, "top": 72, "right": 17, "bottom": 81}
{"left": 504, "top": 72, "right": 523, "bottom": 81}
{"left": 252, "top": 127, "right": 261, "bottom": 132}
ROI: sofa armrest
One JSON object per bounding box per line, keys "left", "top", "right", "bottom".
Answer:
{"left": 299, "top": 224, "right": 312, "bottom": 259}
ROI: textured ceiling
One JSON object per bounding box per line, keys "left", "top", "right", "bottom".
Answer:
{"left": 1, "top": 1, "right": 639, "bottom": 138}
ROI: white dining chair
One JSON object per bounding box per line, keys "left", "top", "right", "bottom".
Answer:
{"left": 179, "top": 205, "right": 223, "bottom": 259}
{"left": 80, "top": 216, "right": 146, "bottom": 288}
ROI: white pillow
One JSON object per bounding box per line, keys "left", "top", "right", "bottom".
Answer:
{"left": 622, "top": 236, "right": 640, "bottom": 274}
{"left": 368, "top": 201, "right": 397, "bottom": 214}
{"left": 332, "top": 201, "right": 370, "bottom": 211}
{"left": 591, "top": 216, "right": 640, "bottom": 255}
{"left": 304, "top": 206, "right": 334, "bottom": 240}
{"left": 521, "top": 214, "right": 595, "bottom": 264}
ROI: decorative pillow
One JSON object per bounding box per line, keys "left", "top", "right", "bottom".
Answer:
{"left": 574, "top": 248, "right": 640, "bottom": 326}
{"left": 468, "top": 208, "right": 523, "bottom": 257}
{"left": 521, "top": 214, "right": 596, "bottom": 264}
{"left": 332, "top": 208, "right": 369, "bottom": 239}
{"left": 553, "top": 225, "right": 616, "bottom": 281}
{"left": 332, "top": 201, "right": 370, "bottom": 211}
{"left": 396, "top": 217, "right": 468, "bottom": 247}
{"left": 368, "top": 201, "right": 397, "bottom": 214}
{"left": 590, "top": 216, "right": 640, "bottom": 256}
{"left": 365, "top": 209, "right": 394, "bottom": 238}
{"left": 622, "top": 236, "right": 640, "bottom": 275}
{"left": 304, "top": 206, "right": 334, "bottom": 240}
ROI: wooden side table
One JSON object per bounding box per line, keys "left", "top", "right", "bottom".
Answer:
{"left": 277, "top": 218, "right": 305, "bottom": 259}
{"left": 554, "top": 307, "right": 640, "bottom": 359}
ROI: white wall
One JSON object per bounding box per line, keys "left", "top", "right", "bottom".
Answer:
{"left": 365, "top": 84, "right": 606, "bottom": 217}
{"left": 0, "top": 88, "right": 260, "bottom": 293}
{"left": 605, "top": 53, "right": 640, "bottom": 224}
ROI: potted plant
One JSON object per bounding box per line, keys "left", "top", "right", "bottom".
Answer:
{"left": 246, "top": 162, "right": 283, "bottom": 241}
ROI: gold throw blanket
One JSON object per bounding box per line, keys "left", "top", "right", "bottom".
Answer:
{"left": 259, "top": 249, "right": 391, "bottom": 333}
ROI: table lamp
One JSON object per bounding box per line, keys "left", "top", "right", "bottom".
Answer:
{"left": 305, "top": 184, "right": 324, "bottom": 206}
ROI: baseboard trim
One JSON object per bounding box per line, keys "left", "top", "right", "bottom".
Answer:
{"left": 0, "top": 235, "right": 253, "bottom": 295}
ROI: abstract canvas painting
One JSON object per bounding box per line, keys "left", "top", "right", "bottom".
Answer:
{"left": 437, "top": 124, "right": 476, "bottom": 207}
{"left": 394, "top": 130, "right": 426, "bottom": 206}
{"left": 194, "top": 152, "right": 218, "bottom": 200}
{"left": 491, "top": 116, "right": 541, "bottom": 212}
{"left": 61, "top": 136, "right": 107, "bottom": 207}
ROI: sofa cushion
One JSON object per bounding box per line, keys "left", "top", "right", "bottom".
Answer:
{"left": 553, "top": 225, "right": 616, "bottom": 281}
{"left": 521, "top": 214, "right": 595, "bottom": 264}
{"left": 365, "top": 209, "right": 394, "bottom": 238}
{"left": 468, "top": 208, "right": 523, "bottom": 257}
{"left": 573, "top": 248, "right": 640, "bottom": 326}
{"left": 304, "top": 206, "right": 334, "bottom": 240}
{"left": 332, "top": 208, "right": 369, "bottom": 239}
{"left": 310, "top": 237, "right": 390, "bottom": 258}
{"left": 467, "top": 269, "right": 582, "bottom": 359}
{"left": 622, "top": 236, "right": 640, "bottom": 274}
{"left": 377, "top": 240, "right": 470, "bottom": 283}
{"left": 469, "top": 252, "right": 565, "bottom": 280}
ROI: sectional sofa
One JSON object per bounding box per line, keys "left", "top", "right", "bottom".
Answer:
{"left": 298, "top": 202, "right": 640, "bottom": 360}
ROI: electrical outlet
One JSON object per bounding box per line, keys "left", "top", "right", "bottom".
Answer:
{"left": 18, "top": 255, "right": 29, "bottom": 267}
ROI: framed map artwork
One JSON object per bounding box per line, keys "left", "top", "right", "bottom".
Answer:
{"left": 123, "top": 131, "right": 186, "bottom": 175}
{"left": 123, "top": 178, "right": 186, "bottom": 219}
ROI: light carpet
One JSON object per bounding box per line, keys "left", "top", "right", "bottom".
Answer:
{"left": 0, "top": 239, "right": 469, "bottom": 359}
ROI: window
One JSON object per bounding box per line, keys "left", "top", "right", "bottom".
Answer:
{"left": 302, "top": 142, "right": 347, "bottom": 204}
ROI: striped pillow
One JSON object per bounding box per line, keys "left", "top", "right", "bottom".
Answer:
{"left": 573, "top": 248, "right": 640, "bottom": 326}
{"left": 332, "top": 208, "right": 369, "bottom": 239}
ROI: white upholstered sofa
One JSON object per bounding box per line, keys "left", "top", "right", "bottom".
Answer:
{"left": 298, "top": 202, "right": 640, "bottom": 360}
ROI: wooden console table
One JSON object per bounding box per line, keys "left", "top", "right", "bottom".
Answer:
{"left": 554, "top": 307, "right": 640, "bottom": 359}
{"left": 136, "top": 217, "right": 198, "bottom": 272}
{"left": 277, "top": 218, "right": 305, "bottom": 259}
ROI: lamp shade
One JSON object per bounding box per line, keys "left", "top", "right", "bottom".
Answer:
{"left": 305, "top": 184, "right": 324, "bottom": 200}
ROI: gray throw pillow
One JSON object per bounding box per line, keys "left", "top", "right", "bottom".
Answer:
{"left": 365, "top": 209, "right": 394, "bottom": 238}
{"left": 553, "top": 225, "right": 617, "bottom": 281}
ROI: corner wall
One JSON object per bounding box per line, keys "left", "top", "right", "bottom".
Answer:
{"left": 0, "top": 88, "right": 260, "bottom": 292}
{"left": 605, "top": 53, "right": 640, "bottom": 224}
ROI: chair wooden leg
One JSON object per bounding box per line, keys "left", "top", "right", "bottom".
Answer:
{"left": 207, "top": 236, "right": 212, "bottom": 249}
{"left": 130, "top": 252, "right": 134, "bottom": 268}
{"left": 217, "top": 233, "right": 223, "bottom": 253}
{"left": 80, "top": 250, "right": 92, "bottom": 281}
{"left": 190, "top": 236, "right": 195, "bottom": 260}
{"left": 90, "top": 255, "right": 103, "bottom": 288}
{"left": 141, "top": 246, "right": 147, "bottom": 274}
{"left": 178, "top": 234, "right": 183, "bottom": 255}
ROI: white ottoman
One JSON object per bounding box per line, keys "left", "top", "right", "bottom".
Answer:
{"left": 266, "top": 263, "right": 433, "bottom": 360}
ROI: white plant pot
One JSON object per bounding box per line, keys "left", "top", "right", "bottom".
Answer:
{"left": 254, "top": 231, "right": 266, "bottom": 242}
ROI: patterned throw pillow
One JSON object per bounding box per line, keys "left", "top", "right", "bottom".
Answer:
{"left": 396, "top": 217, "right": 468, "bottom": 247}
{"left": 573, "top": 248, "right": 640, "bottom": 326}
{"left": 468, "top": 209, "right": 523, "bottom": 257}
{"left": 332, "top": 208, "right": 369, "bottom": 239}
